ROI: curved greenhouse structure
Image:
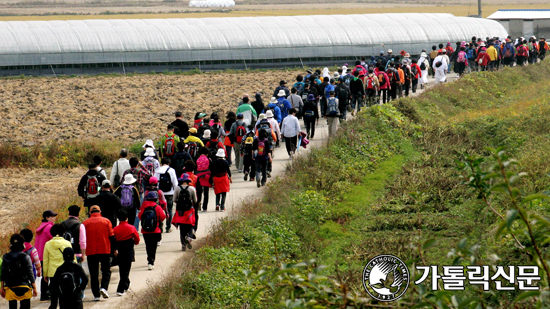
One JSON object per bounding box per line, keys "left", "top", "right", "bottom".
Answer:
{"left": 0, "top": 13, "right": 507, "bottom": 75}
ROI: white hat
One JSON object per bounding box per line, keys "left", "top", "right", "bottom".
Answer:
{"left": 480, "top": 42, "right": 486, "bottom": 47}
{"left": 216, "top": 148, "right": 225, "bottom": 157}
{"left": 259, "top": 114, "right": 267, "bottom": 120}
{"left": 203, "top": 129, "right": 211, "bottom": 139}
{"left": 277, "top": 90, "right": 286, "bottom": 97}
{"left": 388, "top": 49, "right": 393, "bottom": 53}
{"left": 421, "top": 52, "right": 427, "bottom": 58}
{"left": 144, "top": 148, "right": 156, "bottom": 157}
{"left": 123, "top": 174, "right": 137, "bottom": 185}
{"left": 142, "top": 139, "right": 155, "bottom": 149}
{"left": 266, "top": 110, "right": 274, "bottom": 118}
{"left": 333, "top": 72, "right": 340, "bottom": 79}
{"left": 270, "top": 97, "right": 277, "bottom": 104}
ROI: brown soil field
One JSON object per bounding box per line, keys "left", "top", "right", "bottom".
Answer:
{"left": 0, "top": 71, "right": 298, "bottom": 146}
{"left": 0, "top": 167, "right": 84, "bottom": 236}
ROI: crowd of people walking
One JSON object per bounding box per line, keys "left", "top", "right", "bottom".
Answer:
{"left": 1, "top": 33, "right": 547, "bottom": 309}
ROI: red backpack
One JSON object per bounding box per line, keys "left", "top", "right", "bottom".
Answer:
{"left": 86, "top": 175, "right": 100, "bottom": 199}
{"left": 164, "top": 134, "right": 176, "bottom": 156}
{"left": 457, "top": 51, "right": 467, "bottom": 63}
{"left": 235, "top": 123, "right": 246, "bottom": 144}
{"left": 366, "top": 77, "right": 375, "bottom": 89}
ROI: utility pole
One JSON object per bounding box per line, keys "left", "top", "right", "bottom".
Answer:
{"left": 478, "top": 0, "right": 482, "bottom": 17}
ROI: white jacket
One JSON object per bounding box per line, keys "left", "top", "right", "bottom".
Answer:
{"left": 281, "top": 115, "right": 301, "bottom": 138}
{"left": 110, "top": 158, "right": 131, "bottom": 186}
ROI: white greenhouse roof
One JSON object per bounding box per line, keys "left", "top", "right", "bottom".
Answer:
{"left": 488, "top": 10, "right": 550, "bottom": 20}
{"left": 0, "top": 13, "right": 508, "bottom": 66}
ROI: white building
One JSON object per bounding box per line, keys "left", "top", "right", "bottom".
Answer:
{"left": 488, "top": 9, "right": 550, "bottom": 39}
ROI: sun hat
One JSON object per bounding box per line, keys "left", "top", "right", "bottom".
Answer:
{"left": 266, "top": 110, "right": 274, "bottom": 118}
{"left": 216, "top": 148, "right": 225, "bottom": 158}
{"left": 307, "top": 94, "right": 315, "bottom": 101}
{"left": 90, "top": 205, "right": 101, "bottom": 213}
{"left": 269, "top": 97, "right": 277, "bottom": 104}
{"left": 202, "top": 129, "right": 211, "bottom": 139}
{"left": 178, "top": 174, "right": 191, "bottom": 183}
{"left": 145, "top": 191, "right": 158, "bottom": 200}
{"left": 198, "top": 112, "right": 207, "bottom": 118}
{"left": 306, "top": 69, "right": 313, "bottom": 74}
{"left": 189, "top": 127, "right": 197, "bottom": 134}
{"left": 149, "top": 176, "right": 158, "bottom": 185}
{"left": 404, "top": 53, "right": 410, "bottom": 58}
{"left": 480, "top": 42, "right": 486, "bottom": 47}
{"left": 142, "top": 139, "right": 155, "bottom": 149}
{"left": 259, "top": 114, "right": 267, "bottom": 120}
{"left": 421, "top": 52, "right": 427, "bottom": 58}
{"left": 277, "top": 90, "right": 286, "bottom": 97}
{"left": 279, "top": 80, "right": 287, "bottom": 85}
{"left": 333, "top": 72, "right": 340, "bottom": 79}
{"left": 123, "top": 174, "right": 137, "bottom": 185}
{"left": 388, "top": 49, "right": 393, "bottom": 53}
{"left": 42, "top": 210, "right": 57, "bottom": 219}
{"left": 144, "top": 148, "right": 156, "bottom": 157}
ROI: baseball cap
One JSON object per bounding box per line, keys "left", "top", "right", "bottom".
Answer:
{"left": 90, "top": 205, "right": 101, "bottom": 213}
{"left": 102, "top": 180, "right": 111, "bottom": 187}
{"left": 42, "top": 210, "right": 57, "bottom": 219}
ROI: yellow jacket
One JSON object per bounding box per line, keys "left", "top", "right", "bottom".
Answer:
{"left": 183, "top": 136, "right": 204, "bottom": 147}
{"left": 42, "top": 237, "right": 73, "bottom": 278}
{"left": 487, "top": 46, "right": 498, "bottom": 61}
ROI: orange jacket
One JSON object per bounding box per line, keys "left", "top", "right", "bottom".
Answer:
{"left": 83, "top": 213, "right": 114, "bottom": 256}
{"left": 398, "top": 68, "right": 405, "bottom": 84}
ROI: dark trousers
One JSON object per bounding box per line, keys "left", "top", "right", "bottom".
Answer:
{"left": 165, "top": 195, "right": 173, "bottom": 231}
{"left": 403, "top": 81, "right": 410, "bottom": 97}
{"left": 196, "top": 183, "right": 210, "bottom": 211}
{"left": 9, "top": 300, "right": 30, "bottom": 309}
{"left": 178, "top": 223, "right": 194, "bottom": 245}
{"left": 216, "top": 193, "right": 227, "bottom": 210}
{"left": 87, "top": 254, "right": 111, "bottom": 298}
{"left": 389, "top": 84, "right": 397, "bottom": 100}
{"left": 40, "top": 261, "right": 49, "bottom": 299}
{"left": 350, "top": 95, "right": 362, "bottom": 112}
{"left": 59, "top": 297, "right": 83, "bottom": 309}
{"left": 255, "top": 160, "right": 268, "bottom": 184}
{"left": 143, "top": 233, "right": 161, "bottom": 265}
{"left": 225, "top": 145, "right": 232, "bottom": 166}
{"left": 49, "top": 295, "right": 58, "bottom": 309}
{"left": 116, "top": 258, "right": 132, "bottom": 293}
{"left": 243, "top": 155, "right": 256, "bottom": 178}
{"left": 304, "top": 118, "right": 316, "bottom": 138}
{"left": 366, "top": 89, "right": 376, "bottom": 107}
{"left": 125, "top": 207, "right": 136, "bottom": 226}
{"left": 412, "top": 78, "right": 418, "bottom": 93}
{"left": 379, "top": 89, "right": 389, "bottom": 104}
{"left": 284, "top": 135, "right": 298, "bottom": 156}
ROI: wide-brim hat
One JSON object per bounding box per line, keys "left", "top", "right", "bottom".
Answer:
{"left": 421, "top": 52, "right": 427, "bottom": 58}
{"left": 266, "top": 110, "right": 274, "bottom": 118}
{"left": 259, "top": 114, "right": 267, "bottom": 120}
{"left": 307, "top": 94, "right": 315, "bottom": 101}
{"left": 277, "top": 90, "right": 286, "bottom": 97}
{"left": 144, "top": 148, "right": 156, "bottom": 157}
{"left": 178, "top": 174, "right": 191, "bottom": 183}
{"left": 142, "top": 139, "right": 155, "bottom": 149}
{"left": 123, "top": 174, "right": 137, "bottom": 185}
{"left": 269, "top": 97, "right": 277, "bottom": 104}
{"left": 480, "top": 42, "right": 486, "bottom": 47}
{"left": 202, "top": 129, "right": 211, "bottom": 139}
{"left": 216, "top": 148, "right": 226, "bottom": 157}
{"left": 405, "top": 53, "right": 410, "bottom": 58}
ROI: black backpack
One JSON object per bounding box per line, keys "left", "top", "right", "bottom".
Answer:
{"left": 141, "top": 206, "right": 158, "bottom": 232}
{"left": 59, "top": 271, "right": 79, "bottom": 296}
{"left": 337, "top": 85, "right": 349, "bottom": 100}
{"left": 174, "top": 152, "right": 187, "bottom": 174}
{"left": 3, "top": 253, "right": 31, "bottom": 287}
{"left": 159, "top": 168, "right": 173, "bottom": 192}
{"left": 61, "top": 219, "right": 81, "bottom": 253}
{"left": 420, "top": 61, "right": 427, "bottom": 70}
{"left": 176, "top": 185, "right": 193, "bottom": 214}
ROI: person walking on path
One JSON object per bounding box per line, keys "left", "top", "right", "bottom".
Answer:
{"left": 171, "top": 111, "right": 189, "bottom": 139}
{"left": 288, "top": 87, "right": 304, "bottom": 118}
{"left": 172, "top": 174, "right": 198, "bottom": 251}
{"left": 154, "top": 157, "right": 178, "bottom": 233}
{"left": 77, "top": 164, "right": 106, "bottom": 211}
{"left": 433, "top": 51, "right": 448, "bottom": 85}
{"left": 223, "top": 112, "right": 237, "bottom": 167}
{"left": 251, "top": 93, "right": 265, "bottom": 120}
{"left": 83, "top": 205, "right": 115, "bottom": 301}
{"left": 96, "top": 180, "right": 122, "bottom": 228}
{"left": 36, "top": 210, "right": 56, "bottom": 301}
{"left": 113, "top": 174, "right": 141, "bottom": 226}
{"left": 349, "top": 70, "right": 365, "bottom": 115}
{"left": 19, "top": 229, "right": 41, "bottom": 280}
{"left": 160, "top": 125, "right": 181, "bottom": 162}
{"left": 195, "top": 147, "right": 212, "bottom": 212}
{"left": 302, "top": 94, "right": 318, "bottom": 139}
{"left": 253, "top": 129, "right": 273, "bottom": 188}
{"left": 280, "top": 108, "right": 301, "bottom": 159}
{"left": 210, "top": 149, "right": 232, "bottom": 212}
{"left": 60, "top": 205, "right": 87, "bottom": 264}
{"left": 266, "top": 111, "right": 281, "bottom": 145}
{"left": 418, "top": 52, "right": 430, "bottom": 89}
{"left": 110, "top": 149, "right": 130, "bottom": 189}
{"left": 138, "top": 192, "right": 166, "bottom": 271}
{"left": 43, "top": 224, "right": 72, "bottom": 309}
{"left": 235, "top": 97, "right": 258, "bottom": 127}
{"left": 229, "top": 113, "right": 247, "bottom": 173}
{"left": 240, "top": 130, "right": 256, "bottom": 182}
{"left": 49, "top": 247, "right": 88, "bottom": 309}
{"left": 1, "top": 234, "right": 37, "bottom": 309}
{"left": 140, "top": 140, "right": 160, "bottom": 161}
{"left": 324, "top": 91, "right": 340, "bottom": 137}
{"left": 112, "top": 211, "right": 140, "bottom": 296}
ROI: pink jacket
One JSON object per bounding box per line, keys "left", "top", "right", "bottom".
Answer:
{"left": 36, "top": 221, "right": 53, "bottom": 261}
{"left": 377, "top": 72, "right": 391, "bottom": 90}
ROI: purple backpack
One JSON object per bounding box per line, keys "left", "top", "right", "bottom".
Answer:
{"left": 120, "top": 184, "right": 134, "bottom": 208}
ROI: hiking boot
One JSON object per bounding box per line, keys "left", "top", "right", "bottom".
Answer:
{"left": 182, "top": 245, "right": 186, "bottom": 251}
{"left": 186, "top": 236, "right": 193, "bottom": 249}
{"left": 244, "top": 172, "right": 248, "bottom": 181}
{"left": 257, "top": 179, "right": 261, "bottom": 188}
{"left": 215, "top": 205, "right": 220, "bottom": 211}
{"left": 250, "top": 177, "right": 255, "bottom": 182}
{"left": 165, "top": 228, "right": 171, "bottom": 233}
{"left": 267, "top": 172, "right": 271, "bottom": 178}
{"left": 261, "top": 181, "right": 266, "bottom": 187}
{"left": 100, "top": 288, "right": 109, "bottom": 299}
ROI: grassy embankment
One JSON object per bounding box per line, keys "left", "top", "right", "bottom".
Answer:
{"left": 132, "top": 61, "right": 550, "bottom": 308}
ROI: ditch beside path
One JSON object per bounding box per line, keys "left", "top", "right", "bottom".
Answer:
{"left": 27, "top": 73, "right": 455, "bottom": 309}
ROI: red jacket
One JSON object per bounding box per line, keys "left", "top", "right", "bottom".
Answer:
{"left": 475, "top": 52, "right": 491, "bottom": 66}
{"left": 113, "top": 221, "right": 140, "bottom": 245}
{"left": 83, "top": 213, "right": 114, "bottom": 256}
{"left": 410, "top": 63, "right": 422, "bottom": 79}
{"left": 138, "top": 201, "right": 166, "bottom": 234}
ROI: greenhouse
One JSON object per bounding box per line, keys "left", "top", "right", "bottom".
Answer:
{"left": 0, "top": 13, "right": 507, "bottom": 74}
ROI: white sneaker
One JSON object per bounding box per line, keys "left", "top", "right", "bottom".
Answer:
{"left": 93, "top": 297, "right": 100, "bottom": 301}
{"left": 157, "top": 241, "right": 161, "bottom": 246}
{"left": 100, "top": 288, "right": 109, "bottom": 299}
{"left": 117, "top": 292, "right": 125, "bottom": 296}
{"left": 148, "top": 264, "right": 155, "bottom": 270}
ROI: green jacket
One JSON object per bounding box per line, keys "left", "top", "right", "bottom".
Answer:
{"left": 43, "top": 237, "right": 73, "bottom": 278}
{"left": 160, "top": 132, "right": 181, "bottom": 157}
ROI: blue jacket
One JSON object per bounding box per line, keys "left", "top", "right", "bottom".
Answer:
{"left": 502, "top": 43, "right": 515, "bottom": 58}
{"left": 265, "top": 103, "right": 282, "bottom": 123}
{"left": 276, "top": 97, "right": 292, "bottom": 120}
{"left": 324, "top": 84, "right": 336, "bottom": 98}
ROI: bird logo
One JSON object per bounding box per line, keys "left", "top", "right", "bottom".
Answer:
{"left": 362, "top": 254, "right": 410, "bottom": 302}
